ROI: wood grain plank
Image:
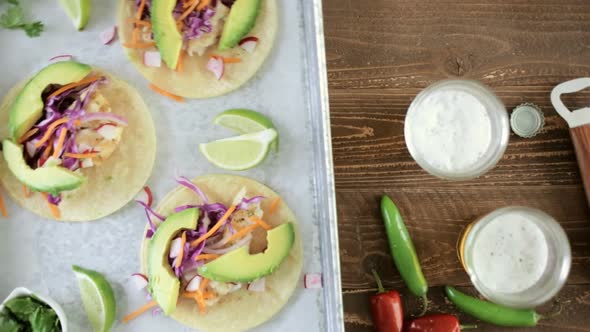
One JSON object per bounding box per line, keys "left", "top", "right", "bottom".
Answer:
{"left": 344, "top": 285, "right": 590, "bottom": 332}
{"left": 323, "top": 0, "right": 590, "bottom": 330}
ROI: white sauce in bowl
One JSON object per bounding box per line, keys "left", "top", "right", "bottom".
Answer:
{"left": 471, "top": 211, "right": 549, "bottom": 293}
{"left": 407, "top": 90, "right": 493, "bottom": 172}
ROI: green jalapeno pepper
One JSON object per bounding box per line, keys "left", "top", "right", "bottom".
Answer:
{"left": 445, "top": 286, "right": 542, "bottom": 327}
{"left": 380, "top": 195, "right": 428, "bottom": 314}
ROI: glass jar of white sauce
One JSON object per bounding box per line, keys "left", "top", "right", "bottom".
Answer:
{"left": 405, "top": 80, "right": 510, "bottom": 180}
{"left": 458, "top": 207, "right": 571, "bottom": 308}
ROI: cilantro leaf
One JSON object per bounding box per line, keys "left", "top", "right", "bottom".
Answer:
{"left": 0, "top": 5, "right": 24, "bottom": 28}
{"left": 0, "top": 0, "right": 44, "bottom": 37}
{"left": 23, "top": 21, "right": 43, "bottom": 37}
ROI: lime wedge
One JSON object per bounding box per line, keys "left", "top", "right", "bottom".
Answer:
{"left": 72, "top": 265, "right": 116, "bottom": 332}
{"left": 58, "top": 0, "right": 91, "bottom": 30}
{"left": 199, "top": 128, "right": 277, "bottom": 171}
{"left": 213, "top": 109, "right": 278, "bottom": 152}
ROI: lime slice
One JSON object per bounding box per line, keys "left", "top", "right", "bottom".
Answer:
{"left": 213, "top": 109, "right": 278, "bottom": 152}
{"left": 58, "top": 0, "right": 91, "bottom": 30}
{"left": 199, "top": 128, "right": 277, "bottom": 171}
{"left": 72, "top": 265, "right": 116, "bottom": 332}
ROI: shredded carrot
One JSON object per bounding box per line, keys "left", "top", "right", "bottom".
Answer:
{"left": 196, "top": 278, "right": 209, "bottom": 313}
{"left": 0, "top": 190, "right": 7, "bottom": 218}
{"left": 200, "top": 278, "right": 209, "bottom": 292}
{"left": 175, "top": 231, "right": 187, "bottom": 268}
{"left": 190, "top": 205, "right": 236, "bottom": 247}
{"left": 197, "top": 0, "right": 211, "bottom": 10}
{"left": 18, "top": 128, "right": 39, "bottom": 144}
{"left": 132, "top": 28, "right": 141, "bottom": 44}
{"left": 225, "top": 223, "right": 259, "bottom": 243}
{"left": 122, "top": 42, "right": 156, "bottom": 49}
{"left": 176, "top": 51, "right": 184, "bottom": 73}
{"left": 177, "top": 0, "right": 200, "bottom": 23}
{"left": 40, "top": 138, "right": 53, "bottom": 161}
{"left": 123, "top": 300, "right": 158, "bottom": 323}
{"left": 196, "top": 293, "right": 206, "bottom": 313}
{"left": 127, "top": 18, "right": 151, "bottom": 27}
{"left": 47, "top": 76, "right": 101, "bottom": 100}
{"left": 183, "top": 0, "right": 198, "bottom": 9}
{"left": 211, "top": 55, "right": 242, "bottom": 64}
{"left": 34, "top": 118, "right": 70, "bottom": 148}
{"left": 249, "top": 216, "right": 271, "bottom": 230}
{"left": 193, "top": 254, "right": 220, "bottom": 262}
{"left": 52, "top": 128, "right": 67, "bottom": 158}
{"left": 149, "top": 84, "right": 185, "bottom": 102}
{"left": 269, "top": 197, "right": 281, "bottom": 215}
{"left": 181, "top": 292, "right": 198, "bottom": 299}
{"left": 222, "top": 57, "right": 242, "bottom": 64}
{"left": 202, "top": 291, "right": 216, "bottom": 300}
{"left": 22, "top": 185, "right": 32, "bottom": 198}
{"left": 136, "top": 0, "right": 148, "bottom": 20}
{"left": 63, "top": 152, "right": 99, "bottom": 159}
{"left": 42, "top": 193, "right": 60, "bottom": 219}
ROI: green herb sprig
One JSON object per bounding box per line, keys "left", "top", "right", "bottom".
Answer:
{"left": 0, "top": 0, "right": 44, "bottom": 37}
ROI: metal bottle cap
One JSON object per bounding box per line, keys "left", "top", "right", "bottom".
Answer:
{"left": 510, "top": 103, "right": 545, "bottom": 138}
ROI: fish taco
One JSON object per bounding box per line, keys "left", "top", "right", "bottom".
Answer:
{"left": 132, "top": 174, "right": 302, "bottom": 331}
{"left": 0, "top": 61, "right": 156, "bottom": 221}
{"left": 118, "top": 0, "right": 278, "bottom": 99}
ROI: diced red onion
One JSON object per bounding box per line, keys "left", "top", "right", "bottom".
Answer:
{"left": 79, "top": 112, "right": 128, "bottom": 127}
{"left": 25, "top": 141, "right": 38, "bottom": 158}
{"left": 206, "top": 56, "right": 224, "bottom": 80}
{"left": 130, "top": 273, "right": 149, "bottom": 290}
{"left": 182, "top": 268, "right": 200, "bottom": 283}
{"left": 304, "top": 273, "right": 323, "bottom": 289}
{"left": 203, "top": 233, "right": 252, "bottom": 254}
{"left": 144, "top": 51, "right": 162, "bottom": 68}
{"left": 239, "top": 37, "right": 258, "bottom": 53}
{"left": 247, "top": 278, "right": 266, "bottom": 292}
{"left": 81, "top": 158, "right": 94, "bottom": 168}
{"left": 185, "top": 275, "right": 202, "bottom": 292}
{"left": 152, "top": 307, "right": 163, "bottom": 316}
{"left": 169, "top": 237, "right": 182, "bottom": 258}
{"left": 97, "top": 124, "right": 120, "bottom": 140}
{"left": 100, "top": 26, "right": 117, "bottom": 45}
{"left": 77, "top": 143, "right": 92, "bottom": 153}
{"left": 49, "top": 54, "right": 74, "bottom": 62}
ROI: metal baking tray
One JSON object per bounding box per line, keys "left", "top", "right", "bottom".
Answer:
{"left": 0, "top": 0, "right": 343, "bottom": 331}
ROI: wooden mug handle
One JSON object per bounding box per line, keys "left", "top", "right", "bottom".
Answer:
{"left": 571, "top": 125, "right": 590, "bottom": 207}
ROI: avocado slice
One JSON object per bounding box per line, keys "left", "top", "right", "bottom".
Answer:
{"left": 219, "top": 0, "right": 261, "bottom": 51}
{"left": 198, "top": 222, "right": 295, "bottom": 282}
{"left": 151, "top": 0, "right": 183, "bottom": 69}
{"left": 148, "top": 208, "right": 199, "bottom": 315}
{"left": 9, "top": 61, "right": 92, "bottom": 140}
{"left": 2, "top": 140, "right": 85, "bottom": 195}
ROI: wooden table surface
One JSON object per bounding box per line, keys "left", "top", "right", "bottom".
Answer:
{"left": 322, "top": 0, "right": 590, "bottom": 331}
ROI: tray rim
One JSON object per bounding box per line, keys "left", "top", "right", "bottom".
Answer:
{"left": 303, "top": 0, "right": 345, "bottom": 331}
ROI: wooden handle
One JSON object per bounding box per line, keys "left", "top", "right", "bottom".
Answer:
{"left": 571, "top": 124, "right": 590, "bottom": 207}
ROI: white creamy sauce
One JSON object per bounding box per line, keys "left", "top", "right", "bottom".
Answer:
{"left": 471, "top": 211, "right": 549, "bottom": 294}
{"left": 408, "top": 90, "right": 493, "bottom": 172}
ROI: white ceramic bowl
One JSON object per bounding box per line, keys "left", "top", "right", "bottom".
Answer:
{"left": 0, "top": 287, "right": 68, "bottom": 332}
{"left": 405, "top": 80, "right": 510, "bottom": 180}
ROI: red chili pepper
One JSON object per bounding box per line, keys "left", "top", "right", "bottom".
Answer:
{"left": 370, "top": 270, "right": 403, "bottom": 332}
{"left": 403, "top": 314, "right": 477, "bottom": 332}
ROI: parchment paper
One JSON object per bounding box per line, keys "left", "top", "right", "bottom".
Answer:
{"left": 0, "top": 0, "right": 325, "bottom": 331}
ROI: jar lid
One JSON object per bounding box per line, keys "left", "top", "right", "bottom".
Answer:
{"left": 510, "top": 103, "right": 545, "bottom": 138}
